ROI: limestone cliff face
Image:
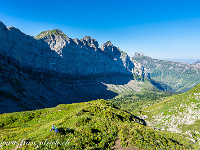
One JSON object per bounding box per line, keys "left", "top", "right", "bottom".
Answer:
{"left": 35, "top": 27, "right": 148, "bottom": 78}
{"left": 0, "top": 21, "right": 148, "bottom": 79}
{"left": 100, "top": 41, "right": 134, "bottom": 72}
{"left": 0, "top": 21, "right": 152, "bottom": 113}
{"left": 0, "top": 22, "right": 62, "bottom": 72}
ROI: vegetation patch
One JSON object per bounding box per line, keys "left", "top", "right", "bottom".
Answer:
{"left": 0, "top": 99, "right": 197, "bottom": 149}
{"left": 142, "top": 84, "right": 200, "bottom": 144}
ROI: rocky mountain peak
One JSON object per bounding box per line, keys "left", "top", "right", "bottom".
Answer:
{"left": 0, "top": 21, "right": 8, "bottom": 37}
{"left": 100, "top": 41, "right": 121, "bottom": 56}
{"left": 133, "top": 52, "right": 145, "bottom": 58}
{"left": 0, "top": 22, "right": 24, "bottom": 38}
{"left": 7, "top": 26, "right": 25, "bottom": 35}
{"left": 81, "top": 36, "right": 93, "bottom": 41}
{"left": 105, "top": 41, "right": 113, "bottom": 46}
{"left": 35, "top": 29, "right": 72, "bottom": 56}
{"left": 80, "top": 36, "right": 99, "bottom": 49}
{"left": 35, "top": 29, "right": 68, "bottom": 39}
{"left": 100, "top": 41, "right": 113, "bottom": 51}
{"left": 0, "top": 21, "right": 7, "bottom": 30}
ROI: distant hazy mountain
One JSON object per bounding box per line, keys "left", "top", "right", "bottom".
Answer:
{"left": 131, "top": 52, "right": 200, "bottom": 92}
{"left": 193, "top": 60, "right": 200, "bottom": 68}
{"left": 160, "top": 59, "right": 200, "bottom": 64}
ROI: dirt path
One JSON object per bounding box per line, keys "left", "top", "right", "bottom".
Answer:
{"left": 111, "top": 138, "right": 139, "bottom": 150}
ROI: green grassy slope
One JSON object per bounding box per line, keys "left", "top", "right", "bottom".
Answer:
{"left": 109, "top": 91, "right": 174, "bottom": 116}
{"left": 142, "top": 84, "right": 200, "bottom": 144}
{"left": 0, "top": 100, "right": 197, "bottom": 149}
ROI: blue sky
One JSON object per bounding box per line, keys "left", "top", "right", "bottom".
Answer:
{"left": 0, "top": 0, "right": 200, "bottom": 59}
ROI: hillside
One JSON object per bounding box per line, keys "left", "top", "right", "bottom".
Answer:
{"left": 131, "top": 52, "right": 200, "bottom": 92}
{"left": 109, "top": 91, "right": 174, "bottom": 116}
{"left": 141, "top": 84, "right": 200, "bottom": 143}
{"left": 0, "top": 99, "right": 197, "bottom": 149}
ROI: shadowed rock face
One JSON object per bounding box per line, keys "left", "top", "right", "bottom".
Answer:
{"left": 80, "top": 36, "right": 99, "bottom": 49}
{"left": 1, "top": 51, "right": 154, "bottom": 114}
{"left": 0, "top": 21, "right": 152, "bottom": 113}
{"left": 0, "top": 22, "right": 61, "bottom": 72}
{"left": 0, "top": 21, "right": 148, "bottom": 78}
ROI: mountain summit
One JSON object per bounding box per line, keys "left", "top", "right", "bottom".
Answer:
{"left": 133, "top": 52, "right": 145, "bottom": 57}
{"left": 35, "top": 29, "right": 68, "bottom": 39}
{"left": 80, "top": 36, "right": 99, "bottom": 49}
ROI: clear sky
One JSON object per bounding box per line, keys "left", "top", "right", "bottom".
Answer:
{"left": 0, "top": 0, "right": 200, "bottom": 59}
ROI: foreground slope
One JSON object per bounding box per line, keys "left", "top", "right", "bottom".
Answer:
{"left": 142, "top": 84, "right": 200, "bottom": 143}
{"left": 0, "top": 100, "right": 196, "bottom": 149}
{"left": 132, "top": 52, "right": 200, "bottom": 92}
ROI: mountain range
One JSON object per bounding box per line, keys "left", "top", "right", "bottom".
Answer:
{"left": 0, "top": 22, "right": 155, "bottom": 113}
{"left": 1, "top": 21, "right": 200, "bottom": 114}
{"left": 0, "top": 22, "right": 150, "bottom": 78}
{"left": 132, "top": 52, "right": 200, "bottom": 92}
